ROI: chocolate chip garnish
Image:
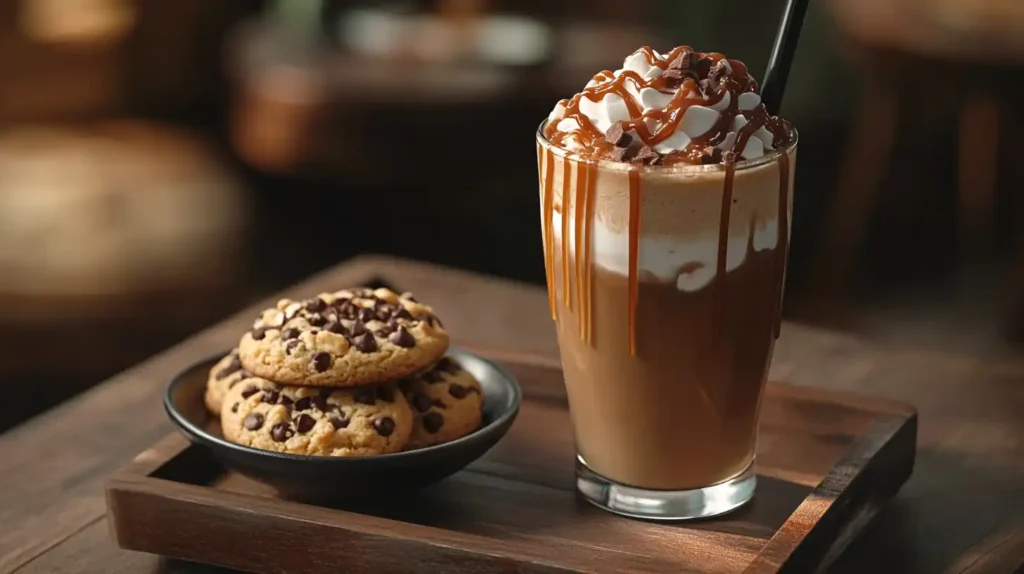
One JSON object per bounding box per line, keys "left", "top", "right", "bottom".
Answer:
{"left": 270, "top": 423, "right": 294, "bottom": 442}
{"left": 312, "top": 352, "right": 332, "bottom": 372}
{"left": 611, "top": 142, "right": 641, "bottom": 162}
{"left": 262, "top": 390, "right": 281, "bottom": 404}
{"left": 388, "top": 326, "right": 415, "bottom": 348}
{"left": 311, "top": 395, "right": 328, "bottom": 411}
{"left": 280, "top": 394, "right": 294, "bottom": 407}
{"left": 411, "top": 392, "right": 433, "bottom": 413}
{"left": 305, "top": 298, "right": 327, "bottom": 313}
{"left": 243, "top": 413, "right": 265, "bottom": 430}
{"left": 231, "top": 402, "right": 239, "bottom": 413}
{"left": 353, "top": 387, "right": 376, "bottom": 405}
{"left": 329, "top": 415, "right": 349, "bottom": 430}
{"left": 240, "top": 384, "right": 259, "bottom": 398}
{"left": 295, "top": 413, "right": 316, "bottom": 433}
{"left": 349, "top": 321, "right": 368, "bottom": 336}
{"left": 323, "top": 321, "right": 345, "bottom": 335}
{"left": 633, "top": 146, "right": 662, "bottom": 165}
{"left": 422, "top": 412, "right": 444, "bottom": 434}
{"left": 307, "top": 313, "right": 328, "bottom": 327}
{"left": 285, "top": 339, "right": 300, "bottom": 355}
{"left": 392, "top": 307, "right": 413, "bottom": 321}
{"left": 449, "top": 384, "right": 469, "bottom": 399}
{"left": 604, "top": 123, "right": 632, "bottom": 148}
{"left": 662, "top": 68, "right": 685, "bottom": 89}
{"left": 376, "top": 325, "right": 395, "bottom": 338}
{"left": 352, "top": 332, "right": 377, "bottom": 353}
{"left": 433, "top": 398, "right": 447, "bottom": 408}
{"left": 373, "top": 417, "right": 396, "bottom": 437}
{"left": 294, "top": 397, "right": 312, "bottom": 411}
{"left": 216, "top": 355, "right": 242, "bottom": 380}
{"left": 376, "top": 385, "right": 395, "bottom": 403}
{"left": 251, "top": 327, "right": 267, "bottom": 340}
{"left": 358, "top": 307, "right": 375, "bottom": 323}
{"left": 701, "top": 146, "right": 724, "bottom": 164}
{"left": 278, "top": 328, "right": 298, "bottom": 341}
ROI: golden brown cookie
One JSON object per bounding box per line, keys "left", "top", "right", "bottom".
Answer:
{"left": 221, "top": 378, "right": 413, "bottom": 456}
{"left": 204, "top": 349, "right": 251, "bottom": 415}
{"left": 238, "top": 288, "right": 449, "bottom": 387}
{"left": 399, "top": 357, "right": 483, "bottom": 449}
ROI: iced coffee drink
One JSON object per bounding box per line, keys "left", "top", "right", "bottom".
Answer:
{"left": 536, "top": 46, "right": 796, "bottom": 519}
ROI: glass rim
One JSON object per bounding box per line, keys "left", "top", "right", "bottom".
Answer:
{"left": 536, "top": 120, "right": 798, "bottom": 173}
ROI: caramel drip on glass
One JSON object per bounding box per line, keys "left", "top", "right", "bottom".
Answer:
{"left": 574, "top": 161, "right": 588, "bottom": 339}
{"left": 627, "top": 170, "right": 643, "bottom": 356}
{"left": 714, "top": 161, "right": 736, "bottom": 351}
{"left": 771, "top": 152, "right": 791, "bottom": 339}
{"left": 561, "top": 158, "right": 572, "bottom": 311}
{"left": 584, "top": 162, "right": 597, "bottom": 343}
{"left": 542, "top": 148, "right": 556, "bottom": 319}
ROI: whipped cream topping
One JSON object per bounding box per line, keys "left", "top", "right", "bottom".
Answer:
{"left": 544, "top": 46, "right": 793, "bottom": 165}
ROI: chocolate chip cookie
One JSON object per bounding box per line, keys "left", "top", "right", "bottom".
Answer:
{"left": 237, "top": 288, "right": 449, "bottom": 387}
{"left": 221, "top": 378, "right": 413, "bottom": 456}
{"left": 204, "top": 349, "right": 252, "bottom": 415}
{"left": 399, "top": 357, "right": 483, "bottom": 449}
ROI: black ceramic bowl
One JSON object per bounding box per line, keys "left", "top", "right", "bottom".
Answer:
{"left": 165, "top": 347, "right": 520, "bottom": 499}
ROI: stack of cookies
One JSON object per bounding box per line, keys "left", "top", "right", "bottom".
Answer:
{"left": 203, "top": 288, "right": 484, "bottom": 456}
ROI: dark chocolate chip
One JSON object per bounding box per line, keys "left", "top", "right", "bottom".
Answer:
{"left": 376, "top": 325, "right": 395, "bottom": 338}
{"left": 312, "top": 352, "right": 332, "bottom": 372}
{"left": 604, "top": 123, "right": 632, "bottom": 148}
{"left": 329, "top": 416, "right": 349, "bottom": 429}
{"left": 353, "top": 387, "right": 376, "bottom": 405}
{"left": 231, "top": 402, "right": 239, "bottom": 413}
{"left": 307, "top": 313, "right": 328, "bottom": 327}
{"left": 305, "top": 298, "right": 327, "bottom": 313}
{"left": 285, "top": 340, "right": 300, "bottom": 354}
{"left": 262, "top": 390, "right": 281, "bottom": 404}
{"left": 358, "top": 307, "right": 375, "bottom": 323}
{"left": 323, "top": 321, "right": 345, "bottom": 335}
{"left": 433, "top": 398, "right": 447, "bottom": 408}
{"left": 392, "top": 307, "right": 413, "bottom": 321}
{"left": 240, "top": 384, "right": 259, "bottom": 398}
{"left": 280, "top": 394, "right": 294, "bottom": 406}
{"left": 449, "top": 384, "right": 469, "bottom": 399}
{"left": 662, "top": 68, "right": 685, "bottom": 89}
{"left": 422, "top": 412, "right": 444, "bottom": 434}
{"left": 216, "top": 355, "right": 242, "bottom": 379}
{"left": 375, "top": 308, "right": 393, "bottom": 322}
{"left": 376, "top": 385, "right": 395, "bottom": 403}
{"left": 243, "top": 413, "right": 265, "bottom": 430}
{"left": 611, "top": 142, "right": 642, "bottom": 162}
{"left": 373, "top": 417, "right": 396, "bottom": 437}
{"left": 251, "top": 327, "right": 267, "bottom": 340}
{"left": 388, "top": 326, "right": 415, "bottom": 348}
{"left": 423, "top": 370, "right": 445, "bottom": 384}
{"left": 349, "top": 321, "right": 368, "bottom": 336}
{"left": 270, "top": 423, "right": 294, "bottom": 442}
{"left": 352, "top": 332, "right": 377, "bottom": 353}
{"left": 294, "top": 397, "right": 312, "bottom": 411}
{"left": 311, "top": 395, "right": 328, "bottom": 411}
{"left": 435, "top": 357, "right": 460, "bottom": 373}
{"left": 282, "top": 328, "right": 300, "bottom": 340}
{"left": 295, "top": 413, "right": 316, "bottom": 433}
{"left": 411, "top": 392, "right": 433, "bottom": 413}
{"left": 701, "top": 146, "right": 724, "bottom": 164}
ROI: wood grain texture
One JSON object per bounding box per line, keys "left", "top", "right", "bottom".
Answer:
{"left": 105, "top": 359, "right": 914, "bottom": 574}
{"left": 0, "top": 255, "right": 1022, "bottom": 573}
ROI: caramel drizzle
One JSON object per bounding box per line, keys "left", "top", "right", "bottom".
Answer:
{"left": 627, "top": 171, "right": 643, "bottom": 356}
{"left": 574, "top": 161, "right": 588, "bottom": 338}
{"left": 561, "top": 158, "right": 573, "bottom": 311}
{"left": 583, "top": 163, "right": 597, "bottom": 343}
{"left": 542, "top": 147, "right": 556, "bottom": 319}
{"left": 771, "top": 152, "right": 791, "bottom": 339}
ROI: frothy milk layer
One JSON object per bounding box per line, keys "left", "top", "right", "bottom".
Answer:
{"left": 544, "top": 148, "right": 794, "bottom": 292}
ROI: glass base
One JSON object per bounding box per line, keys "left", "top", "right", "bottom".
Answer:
{"left": 576, "top": 456, "right": 757, "bottom": 521}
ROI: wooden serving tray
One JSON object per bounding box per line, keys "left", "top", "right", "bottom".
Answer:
{"left": 106, "top": 352, "right": 917, "bottom": 574}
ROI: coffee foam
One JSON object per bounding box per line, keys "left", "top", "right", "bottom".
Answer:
{"left": 545, "top": 148, "right": 794, "bottom": 293}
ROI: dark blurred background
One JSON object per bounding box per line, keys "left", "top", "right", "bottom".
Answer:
{"left": 1, "top": 0, "right": 1023, "bottom": 431}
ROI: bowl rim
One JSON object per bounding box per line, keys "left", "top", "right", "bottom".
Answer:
{"left": 164, "top": 346, "right": 522, "bottom": 464}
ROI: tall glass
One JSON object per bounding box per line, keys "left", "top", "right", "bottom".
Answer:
{"left": 536, "top": 124, "right": 797, "bottom": 520}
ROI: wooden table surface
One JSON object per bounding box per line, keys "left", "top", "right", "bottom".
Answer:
{"left": 1, "top": 255, "right": 1022, "bottom": 574}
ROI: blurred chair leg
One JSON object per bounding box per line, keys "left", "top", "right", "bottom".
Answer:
{"left": 805, "top": 79, "right": 899, "bottom": 318}
{"left": 1005, "top": 91, "right": 1024, "bottom": 341}
{"left": 957, "top": 93, "right": 1000, "bottom": 258}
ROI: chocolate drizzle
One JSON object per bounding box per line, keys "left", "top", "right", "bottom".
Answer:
{"left": 627, "top": 171, "right": 643, "bottom": 356}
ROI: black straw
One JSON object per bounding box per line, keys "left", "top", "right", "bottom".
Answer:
{"left": 759, "top": 0, "right": 811, "bottom": 116}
